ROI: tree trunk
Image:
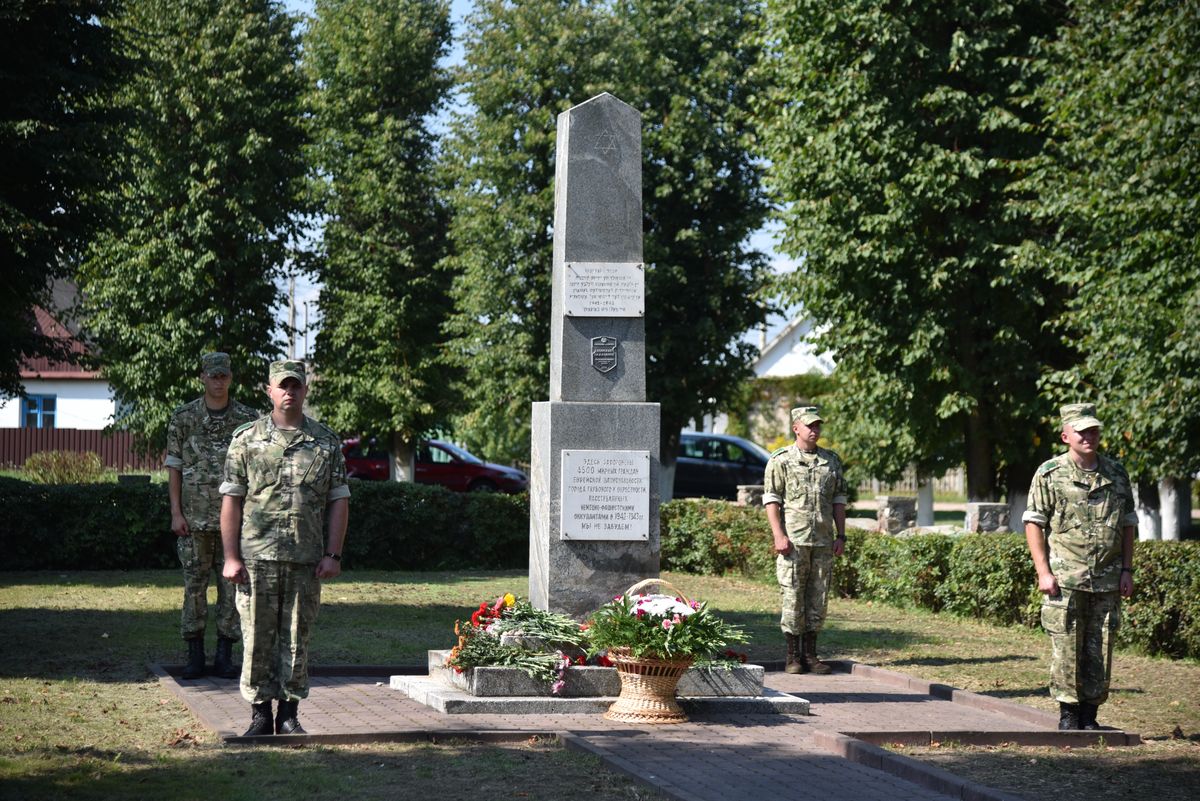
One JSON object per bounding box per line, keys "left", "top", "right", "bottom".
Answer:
{"left": 389, "top": 431, "right": 415, "bottom": 483}
{"left": 659, "top": 421, "right": 682, "bottom": 503}
{"left": 1159, "top": 477, "right": 1182, "bottom": 541}
{"left": 1134, "top": 480, "right": 1161, "bottom": 541}
{"left": 1004, "top": 462, "right": 1035, "bottom": 534}
{"left": 1180, "top": 479, "right": 1194, "bottom": 538}
{"left": 964, "top": 409, "right": 997, "bottom": 502}
{"left": 916, "top": 475, "right": 934, "bottom": 527}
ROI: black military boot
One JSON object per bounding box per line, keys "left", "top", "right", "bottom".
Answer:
{"left": 1079, "top": 702, "right": 1100, "bottom": 730}
{"left": 785, "top": 633, "right": 804, "bottom": 674}
{"left": 1058, "top": 702, "right": 1081, "bottom": 730}
{"left": 275, "top": 699, "right": 306, "bottom": 735}
{"left": 802, "top": 632, "right": 833, "bottom": 675}
{"left": 181, "top": 637, "right": 206, "bottom": 680}
{"left": 211, "top": 636, "right": 240, "bottom": 680}
{"left": 243, "top": 702, "right": 273, "bottom": 736}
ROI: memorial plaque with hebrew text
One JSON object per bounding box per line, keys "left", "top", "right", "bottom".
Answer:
{"left": 563, "top": 262, "right": 644, "bottom": 317}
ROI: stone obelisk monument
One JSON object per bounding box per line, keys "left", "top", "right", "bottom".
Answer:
{"left": 529, "top": 93, "right": 660, "bottom": 619}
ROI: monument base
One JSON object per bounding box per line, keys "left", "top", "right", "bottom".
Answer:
{"left": 529, "top": 401, "right": 661, "bottom": 618}
{"left": 388, "top": 650, "right": 809, "bottom": 715}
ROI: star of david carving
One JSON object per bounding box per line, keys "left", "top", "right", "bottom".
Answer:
{"left": 593, "top": 129, "right": 618, "bottom": 154}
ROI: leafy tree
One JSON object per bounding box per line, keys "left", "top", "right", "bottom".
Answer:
{"left": 1018, "top": 0, "right": 1200, "bottom": 530}
{"left": 757, "top": 0, "right": 1068, "bottom": 500}
{"left": 441, "top": 0, "right": 620, "bottom": 463}
{"left": 304, "top": 0, "right": 456, "bottom": 479}
{"left": 444, "top": 0, "right": 768, "bottom": 482}
{"left": 616, "top": 0, "right": 770, "bottom": 492}
{"left": 0, "top": 1, "right": 128, "bottom": 398}
{"left": 77, "top": 0, "right": 307, "bottom": 449}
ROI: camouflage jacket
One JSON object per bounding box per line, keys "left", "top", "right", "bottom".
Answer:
{"left": 219, "top": 415, "right": 350, "bottom": 563}
{"left": 762, "top": 444, "right": 849, "bottom": 546}
{"left": 1022, "top": 452, "right": 1138, "bottom": 592}
{"left": 165, "top": 397, "right": 259, "bottom": 532}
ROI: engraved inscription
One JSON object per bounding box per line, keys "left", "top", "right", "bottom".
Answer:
{"left": 564, "top": 262, "right": 644, "bottom": 317}
{"left": 591, "top": 337, "right": 618, "bottom": 373}
{"left": 560, "top": 450, "right": 649, "bottom": 541}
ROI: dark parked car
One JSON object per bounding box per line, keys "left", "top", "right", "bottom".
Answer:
{"left": 673, "top": 432, "right": 772, "bottom": 500}
{"left": 342, "top": 437, "right": 528, "bottom": 494}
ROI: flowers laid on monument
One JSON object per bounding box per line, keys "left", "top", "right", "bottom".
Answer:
{"left": 584, "top": 591, "right": 746, "bottom": 662}
{"left": 444, "top": 593, "right": 588, "bottom": 692}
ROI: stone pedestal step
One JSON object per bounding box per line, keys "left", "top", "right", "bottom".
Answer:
{"left": 391, "top": 676, "right": 810, "bottom": 716}
{"left": 427, "top": 649, "right": 765, "bottom": 698}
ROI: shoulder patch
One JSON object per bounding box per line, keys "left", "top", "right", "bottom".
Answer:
{"left": 770, "top": 446, "right": 789, "bottom": 458}
{"left": 1037, "top": 459, "right": 1060, "bottom": 476}
{"left": 231, "top": 421, "right": 256, "bottom": 439}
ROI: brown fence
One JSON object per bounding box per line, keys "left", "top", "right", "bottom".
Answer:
{"left": 0, "top": 428, "right": 163, "bottom": 470}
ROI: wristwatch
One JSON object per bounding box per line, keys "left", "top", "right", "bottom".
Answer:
{"left": 324, "top": 552, "right": 341, "bottom": 562}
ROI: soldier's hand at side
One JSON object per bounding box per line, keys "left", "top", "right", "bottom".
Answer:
{"left": 1119, "top": 572, "right": 1134, "bottom": 598}
{"left": 223, "top": 558, "right": 247, "bottom": 585}
{"left": 1037, "top": 572, "right": 1059, "bottom": 596}
{"left": 171, "top": 513, "right": 190, "bottom": 538}
{"left": 832, "top": 537, "right": 846, "bottom": 557}
{"left": 315, "top": 556, "right": 341, "bottom": 580}
{"left": 773, "top": 535, "right": 792, "bottom": 556}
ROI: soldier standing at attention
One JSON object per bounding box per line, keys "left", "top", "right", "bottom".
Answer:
{"left": 763, "top": 406, "right": 848, "bottom": 674}
{"left": 220, "top": 360, "right": 350, "bottom": 737}
{"left": 166, "top": 352, "right": 259, "bottom": 680}
{"left": 1023, "top": 403, "right": 1136, "bottom": 731}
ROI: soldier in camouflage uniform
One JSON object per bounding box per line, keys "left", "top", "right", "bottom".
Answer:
{"left": 166, "top": 352, "right": 259, "bottom": 680}
{"left": 220, "top": 360, "right": 350, "bottom": 737}
{"left": 763, "top": 406, "right": 848, "bottom": 674}
{"left": 1023, "top": 403, "right": 1136, "bottom": 731}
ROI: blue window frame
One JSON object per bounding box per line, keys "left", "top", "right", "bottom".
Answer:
{"left": 21, "top": 394, "right": 57, "bottom": 429}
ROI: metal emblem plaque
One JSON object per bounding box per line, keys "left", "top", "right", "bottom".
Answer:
{"left": 591, "top": 336, "right": 618, "bottom": 373}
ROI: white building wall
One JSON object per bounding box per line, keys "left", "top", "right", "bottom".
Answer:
{"left": 0, "top": 379, "right": 115, "bottom": 429}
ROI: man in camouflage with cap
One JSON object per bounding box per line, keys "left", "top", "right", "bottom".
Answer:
{"left": 763, "top": 406, "right": 848, "bottom": 674}
{"left": 220, "top": 359, "right": 350, "bottom": 737}
{"left": 165, "top": 352, "right": 259, "bottom": 680}
{"left": 1023, "top": 403, "right": 1136, "bottom": 730}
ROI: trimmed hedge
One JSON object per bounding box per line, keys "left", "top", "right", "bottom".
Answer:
{"left": 0, "top": 477, "right": 528, "bottom": 572}
{"left": 658, "top": 498, "right": 1200, "bottom": 660}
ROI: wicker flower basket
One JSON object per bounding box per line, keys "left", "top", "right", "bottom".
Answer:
{"left": 602, "top": 579, "right": 695, "bottom": 725}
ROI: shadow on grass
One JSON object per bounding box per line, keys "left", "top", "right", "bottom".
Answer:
{"left": 891, "top": 655, "right": 1038, "bottom": 668}
{"left": 0, "top": 602, "right": 476, "bottom": 682}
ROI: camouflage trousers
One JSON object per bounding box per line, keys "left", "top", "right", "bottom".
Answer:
{"left": 777, "top": 544, "right": 833, "bottom": 635}
{"left": 177, "top": 530, "right": 239, "bottom": 640}
{"left": 235, "top": 560, "right": 321, "bottom": 704}
{"left": 1041, "top": 587, "right": 1120, "bottom": 705}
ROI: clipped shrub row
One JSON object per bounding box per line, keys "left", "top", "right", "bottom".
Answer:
{"left": 0, "top": 477, "right": 528, "bottom": 572}
{"left": 659, "top": 498, "right": 1200, "bottom": 660}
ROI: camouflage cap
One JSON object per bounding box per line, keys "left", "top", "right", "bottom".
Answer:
{"left": 1061, "top": 402, "right": 1102, "bottom": 431}
{"left": 269, "top": 359, "right": 306, "bottom": 387}
{"left": 791, "top": 406, "right": 824, "bottom": 426}
{"left": 200, "top": 352, "right": 231, "bottom": 376}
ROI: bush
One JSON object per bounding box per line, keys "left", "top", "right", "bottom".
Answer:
{"left": 659, "top": 499, "right": 772, "bottom": 578}
{"left": 23, "top": 450, "right": 106, "bottom": 484}
{"left": 659, "top": 498, "right": 1200, "bottom": 659}
{"left": 935, "top": 533, "right": 1042, "bottom": 628}
{"left": 0, "top": 477, "right": 529, "bottom": 571}
{"left": 1119, "top": 541, "right": 1200, "bottom": 658}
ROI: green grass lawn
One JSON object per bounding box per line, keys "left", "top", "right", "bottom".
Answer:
{"left": 0, "top": 569, "right": 1196, "bottom": 801}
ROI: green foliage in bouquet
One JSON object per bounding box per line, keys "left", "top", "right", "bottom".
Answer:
{"left": 585, "top": 592, "right": 746, "bottom": 663}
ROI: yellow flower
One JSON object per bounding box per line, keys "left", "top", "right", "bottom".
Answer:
{"left": 503, "top": 592, "right": 516, "bottom": 607}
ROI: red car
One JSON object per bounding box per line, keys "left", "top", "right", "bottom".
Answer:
{"left": 342, "top": 437, "right": 528, "bottom": 493}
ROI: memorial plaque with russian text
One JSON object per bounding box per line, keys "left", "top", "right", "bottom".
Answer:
{"left": 563, "top": 262, "right": 644, "bottom": 317}
{"left": 560, "top": 449, "right": 649, "bottom": 540}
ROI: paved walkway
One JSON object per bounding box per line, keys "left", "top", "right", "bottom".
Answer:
{"left": 157, "top": 661, "right": 1138, "bottom": 801}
